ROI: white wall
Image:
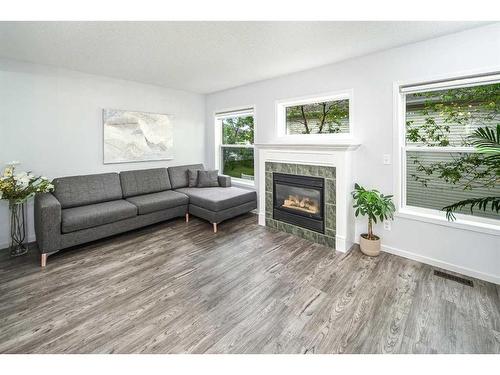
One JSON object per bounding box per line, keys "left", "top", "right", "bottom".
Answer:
{"left": 205, "top": 23, "right": 500, "bottom": 283}
{"left": 0, "top": 58, "right": 206, "bottom": 248}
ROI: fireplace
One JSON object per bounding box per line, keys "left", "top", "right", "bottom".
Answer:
{"left": 273, "top": 173, "right": 325, "bottom": 233}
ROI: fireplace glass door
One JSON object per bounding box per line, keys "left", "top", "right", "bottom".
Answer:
{"left": 274, "top": 184, "right": 322, "bottom": 220}
{"left": 273, "top": 173, "right": 325, "bottom": 233}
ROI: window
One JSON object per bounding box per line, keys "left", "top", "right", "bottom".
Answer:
{"left": 399, "top": 75, "right": 500, "bottom": 223}
{"left": 215, "top": 109, "right": 254, "bottom": 183}
{"left": 276, "top": 92, "right": 352, "bottom": 137}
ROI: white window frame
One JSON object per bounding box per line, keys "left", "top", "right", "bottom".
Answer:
{"left": 275, "top": 89, "right": 354, "bottom": 141}
{"left": 394, "top": 72, "right": 500, "bottom": 235}
{"left": 214, "top": 107, "right": 256, "bottom": 187}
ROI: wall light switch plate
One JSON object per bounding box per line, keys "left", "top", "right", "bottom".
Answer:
{"left": 383, "top": 154, "right": 391, "bottom": 165}
{"left": 383, "top": 221, "right": 391, "bottom": 231}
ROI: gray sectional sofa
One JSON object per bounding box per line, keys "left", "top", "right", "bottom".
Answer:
{"left": 34, "top": 164, "right": 257, "bottom": 267}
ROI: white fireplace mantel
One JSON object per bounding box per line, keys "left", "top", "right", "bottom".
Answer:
{"left": 254, "top": 141, "right": 361, "bottom": 152}
{"left": 256, "top": 142, "right": 360, "bottom": 253}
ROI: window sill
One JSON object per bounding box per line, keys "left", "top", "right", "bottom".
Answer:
{"left": 231, "top": 178, "right": 256, "bottom": 190}
{"left": 396, "top": 208, "right": 500, "bottom": 236}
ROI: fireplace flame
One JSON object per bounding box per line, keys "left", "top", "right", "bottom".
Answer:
{"left": 282, "top": 195, "right": 320, "bottom": 214}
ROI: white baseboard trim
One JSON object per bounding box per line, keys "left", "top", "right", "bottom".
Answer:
{"left": 335, "top": 235, "right": 351, "bottom": 253}
{"left": 258, "top": 212, "right": 265, "bottom": 226}
{"left": 381, "top": 244, "right": 500, "bottom": 285}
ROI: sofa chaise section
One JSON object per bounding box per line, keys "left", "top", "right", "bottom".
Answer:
{"left": 180, "top": 187, "right": 257, "bottom": 232}
{"left": 168, "top": 164, "right": 257, "bottom": 233}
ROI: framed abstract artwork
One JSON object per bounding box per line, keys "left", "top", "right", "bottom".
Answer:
{"left": 103, "top": 109, "right": 173, "bottom": 164}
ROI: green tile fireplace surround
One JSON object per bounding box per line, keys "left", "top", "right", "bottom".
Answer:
{"left": 265, "top": 162, "right": 336, "bottom": 248}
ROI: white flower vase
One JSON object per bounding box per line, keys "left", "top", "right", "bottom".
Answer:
{"left": 9, "top": 201, "right": 28, "bottom": 257}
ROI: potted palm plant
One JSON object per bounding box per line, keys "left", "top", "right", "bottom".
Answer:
{"left": 351, "top": 183, "right": 395, "bottom": 256}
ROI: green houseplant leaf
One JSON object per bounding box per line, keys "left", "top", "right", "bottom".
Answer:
{"left": 443, "top": 125, "right": 500, "bottom": 221}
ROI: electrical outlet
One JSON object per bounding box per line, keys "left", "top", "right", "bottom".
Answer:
{"left": 383, "top": 154, "right": 391, "bottom": 165}
{"left": 383, "top": 220, "right": 391, "bottom": 231}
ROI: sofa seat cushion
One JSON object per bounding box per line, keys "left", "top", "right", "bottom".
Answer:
{"left": 62, "top": 200, "right": 137, "bottom": 233}
{"left": 176, "top": 187, "right": 257, "bottom": 212}
{"left": 126, "top": 190, "right": 189, "bottom": 215}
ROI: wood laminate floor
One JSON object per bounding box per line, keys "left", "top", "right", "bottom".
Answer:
{"left": 1, "top": 213, "right": 499, "bottom": 354}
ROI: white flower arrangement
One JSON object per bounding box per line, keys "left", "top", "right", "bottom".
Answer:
{"left": 0, "top": 162, "right": 54, "bottom": 205}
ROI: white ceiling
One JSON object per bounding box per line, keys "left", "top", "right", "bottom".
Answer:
{"left": 0, "top": 21, "right": 489, "bottom": 94}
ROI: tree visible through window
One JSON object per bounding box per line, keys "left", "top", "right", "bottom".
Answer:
{"left": 219, "top": 113, "right": 254, "bottom": 182}
{"left": 404, "top": 81, "right": 500, "bottom": 220}
{"left": 222, "top": 116, "right": 254, "bottom": 144}
{"left": 285, "top": 99, "right": 349, "bottom": 135}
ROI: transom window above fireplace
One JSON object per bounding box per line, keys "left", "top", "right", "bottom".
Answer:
{"left": 276, "top": 90, "right": 353, "bottom": 139}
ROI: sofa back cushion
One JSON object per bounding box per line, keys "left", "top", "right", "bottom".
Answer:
{"left": 167, "top": 164, "right": 204, "bottom": 189}
{"left": 120, "top": 168, "right": 171, "bottom": 198}
{"left": 52, "top": 173, "right": 123, "bottom": 208}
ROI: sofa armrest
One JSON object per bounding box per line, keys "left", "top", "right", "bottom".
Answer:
{"left": 218, "top": 175, "right": 232, "bottom": 187}
{"left": 34, "top": 193, "right": 62, "bottom": 254}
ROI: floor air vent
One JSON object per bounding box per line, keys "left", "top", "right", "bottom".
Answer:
{"left": 434, "top": 270, "right": 474, "bottom": 287}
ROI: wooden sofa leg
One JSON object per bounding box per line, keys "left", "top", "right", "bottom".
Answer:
{"left": 213, "top": 223, "right": 218, "bottom": 233}
{"left": 185, "top": 213, "right": 189, "bottom": 223}
{"left": 41, "top": 254, "right": 48, "bottom": 268}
